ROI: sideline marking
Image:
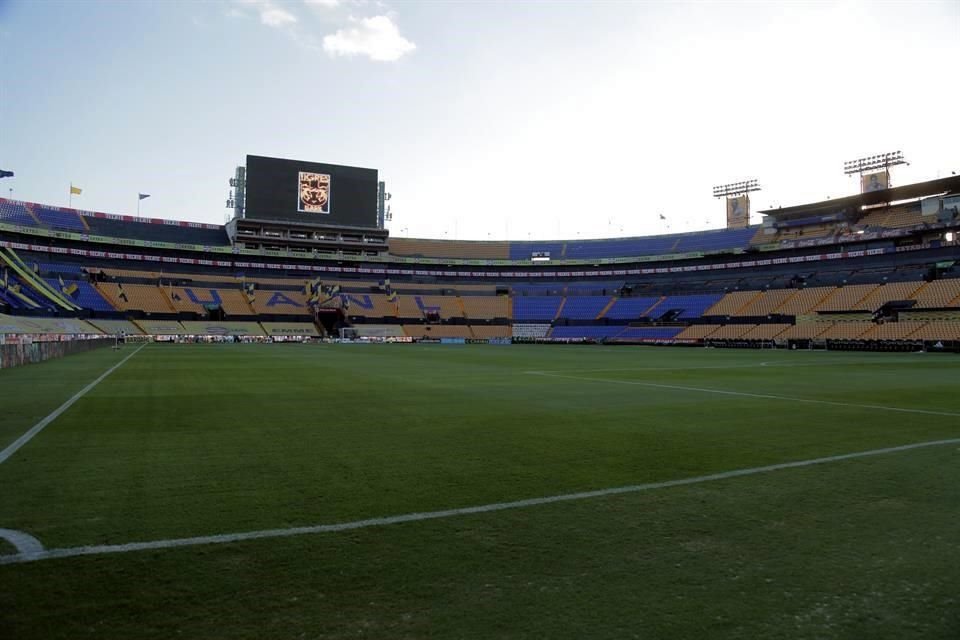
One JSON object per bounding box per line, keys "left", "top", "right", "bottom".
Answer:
{"left": 1, "top": 437, "right": 957, "bottom": 566}
{"left": 529, "top": 357, "right": 951, "bottom": 375}
{"left": 0, "top": 344, "right": 147, "bottom": 465}
{"left": 530, "top": 371, "right": 960, "bottom": 418}
{"left": 0, "top": 529, "right": 44, "bottom": 556}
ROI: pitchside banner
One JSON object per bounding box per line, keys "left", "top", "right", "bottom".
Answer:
{"left": 861, "top": 171, "right": 889, "bottom": 193}
{"left": 726, "top": 195, "right": 749, "bottom": 229}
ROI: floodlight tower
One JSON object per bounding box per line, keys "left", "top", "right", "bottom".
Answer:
{"left": 712, "top": 179, "right": 761, "bottom": 229}
{"left": 225, "top": 165, "right": 246, "bottom": 222}
{"left": 843, "top": 151, "right": 907, "bottom": 193}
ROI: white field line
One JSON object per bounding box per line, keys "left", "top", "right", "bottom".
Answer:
{"left": 529, "top": 371, "right": 960, "bottom": 418}
{"left": 528, "top": 357, "right": 955, "bottom": 375}
{"left": 0, "top": 344, "right": 147, "bottom": 465}
{"left": 0, "top": 529, "right": 44, "bottom": 555}
{"left": 1, "top": 437, "right": 958, "bottom": 566}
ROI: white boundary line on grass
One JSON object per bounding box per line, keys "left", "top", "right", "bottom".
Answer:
{"left": 528, "top": 358, "right": 949, "bottom": 374}
{"left": 1, "top": 437, "right": 958, "bottom": 566}
{"left": 528, "top": 371, "right": 960, "bottom": 418}
{"left": 0, "top": 529, "right": 44, "bottom": 555}
{"left": 0, "top": 343, "right": 147, "bottom": 466}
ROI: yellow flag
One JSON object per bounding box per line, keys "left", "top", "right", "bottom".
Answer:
{"left": 70, "top": 185, "right": 82, "bottom": 195}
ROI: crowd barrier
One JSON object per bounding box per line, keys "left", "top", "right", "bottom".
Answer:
{"left": 0, "top": 338, "right": 116, "bottom": 369}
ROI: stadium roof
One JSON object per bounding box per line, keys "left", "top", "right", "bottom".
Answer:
{"left": 759, "top": 174, "right": 960, "bottom": 220}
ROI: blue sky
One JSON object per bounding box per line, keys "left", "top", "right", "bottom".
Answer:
{"left": 1, "top": 0, "right": 958, "bottom": 240}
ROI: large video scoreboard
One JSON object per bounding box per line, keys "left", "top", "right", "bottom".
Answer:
{"left": 244, "top": 155, "right": 379, "bottom": 228}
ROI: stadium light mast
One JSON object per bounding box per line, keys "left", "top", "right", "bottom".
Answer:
{"left": 843, "top": 150, "right": 907, "bottom": 193}
{"left": 712, "top": 179, "right": 760, "bottom": 229}
{"left": 226, "top": 165, "right": 246, "bottom": 221}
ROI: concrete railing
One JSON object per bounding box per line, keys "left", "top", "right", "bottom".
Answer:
{"left": 0, "top": 338, "right": 116, "bottom": 369}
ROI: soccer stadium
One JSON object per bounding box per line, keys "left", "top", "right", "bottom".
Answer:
{"left": 2, "top": 2, "right": 959, "bottom": 639}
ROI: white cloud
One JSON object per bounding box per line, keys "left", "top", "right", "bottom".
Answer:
{"left": 233, "top": 0, "right": 298, "bottom": 29}
{"left": 322, "top": 15, "right": 415, "bottom": 62}
{"left": 305, "top": 0, "right": 340, "bottom": 8}
{"left": 260, "top": 5, "right": 298, "bottom": 27}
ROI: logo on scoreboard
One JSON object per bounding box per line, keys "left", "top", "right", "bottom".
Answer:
{"left": 298, "top": 171, "right": 331, "bottom": 214}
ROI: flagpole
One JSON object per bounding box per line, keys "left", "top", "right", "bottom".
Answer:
{"left": 69, "top": 183, "right": 73, "bottom": 207}
{"left": 137, "top": 195, "right": 140, "bottom": 216}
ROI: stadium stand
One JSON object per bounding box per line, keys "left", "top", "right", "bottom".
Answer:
{"left": 857, "top": 204, "right": 924, "bottom": 229}
{"left": 675, "top": 325, "right": 721, "bottom": 340}
{"left": 2, "top": 174, "right": 959, "bottom": 349}
{"left": 0, "top": 201, "right": 39, "bottom": 227}
{"left": 31, "top": 205, "right": 88, "bottom": 231}
{"left": 813, "top": 285, "right": 878, "bottom": 312}
{"left": 179, "top": 321, "right": 267, "bottom": 336}
{"left": 549, "top": 326, "right": 623, "bottom": 340}
{"left": 164, "top": 286, "right": 256, "bottom": 316}
{"left": 513, "top": 296, "right": 563, "bottom": 321}
{"left": 771, "top": 286, "right": 836, "bottom": 315}
{"left": 677, "top": 227, "right": 758, "bottom": 253}
{"left": 911, "top": 279, "right": 960, "bottom": 308}
{"left": 558, "top": 296, "right": 613, "bottom": 320}
{"left": 36, "top": 261, "right": 86, "bottom": 276}
{"left": 134, "top": 320, "right": 185, "bottom": 335}
{"left": 910, "top": 322, "right": 960, "bottom": 340}
{"left": 0, "top": 273, "right": 47, "bottom": 310}
{"left": 461, "top": 295, "right": 510, "bottom": 319}
{"left": 616, "top": 326, "right": 683, "bottom": 340}
{"left": 602, "top": 296, "right": 661, "bottom": 319}
{"left": 564, "top": 237, "right": 676, "bottom": 260}
{"left": 0, "top": 314, "right": 102, "bottom": 334}
{"left": 740, "top": 324, "right": 791, "bottom": 340}
{"left": 706, "top": 324, "right": 756, "bottom": 339}
{"left": 656, "top": 293, "right": 724, "bottom": 319}
{"left": 757, "top": 224, "right": 836, "bottom": 245}
{"left": 734, "top": 289, "right": 798, "bottom": 317}
{"left": 852, "top": 281, "right": 924, "bottom": 311}
{"left": 338, "top": 293, "right": 397, "bottom": 318}
{"left": 44, "top": 278, "right": 114, "bottom": 312}
{"left": 817, "top": 322, "right": 874, "bottom": 340}
{"left": 704, "top": 291, "right": 757, "bottom": 316}
{"left": 469, "top": 325, "right": 512, "bottom": 338}
{"left": 553, "top": 227, "right": 759, "bottom": 260}
{"left": 96, "top": 283, "right": 171, "bottom": 313}
{"left": 863, "top": 322, "right": 925, "bottom": 341}
{"left": 775, "top": 323, "right": 831, "bottom": 340}
{"left": 389, "top": 238, "right": 509, "bottom": 260}
{"left": 167, "top": 287, "right": 216, "bottom": 314}
{"left": 397, "top": 295, "right": 463, "bottom": 320}
{"left": 0, "top": 287, "right": 25, "bottom": 310}
{"left": 83, "top": 216, "right": 229, "bottom": 245}
{"left": 86, "top": 319, "right": 145, "bottom": 335}
{"left": 509, "top": 241, "right": 567, "bottom": 261}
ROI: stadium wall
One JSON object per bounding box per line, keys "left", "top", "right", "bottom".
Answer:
{"left": 0, "top": 338, "right": 115, "bottom": 369}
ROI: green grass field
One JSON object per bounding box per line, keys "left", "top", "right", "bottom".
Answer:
{"left": 1, "top": 343, "right": 958, "bottom": 639}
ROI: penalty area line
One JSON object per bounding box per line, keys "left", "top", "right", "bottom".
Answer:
{"left": 529, "top": 371, "right": 960, "bottom": 418}
{"left": 0, "top": 343, "right": 147, "bottom": 466}
{"left": 2, "top": 437, "right": 958, "bottom": 566}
